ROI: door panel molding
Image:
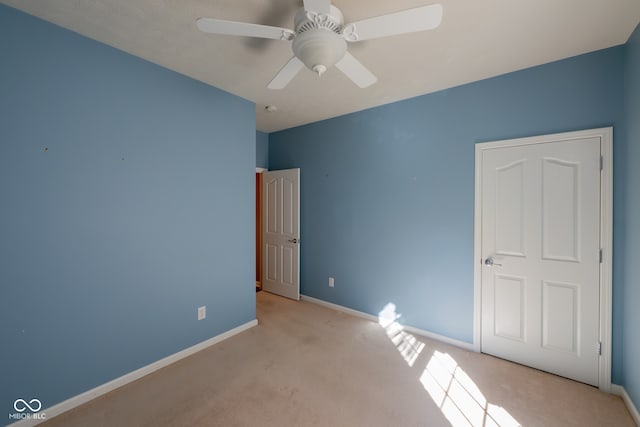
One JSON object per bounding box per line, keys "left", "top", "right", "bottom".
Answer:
{"left": 473, "top": 127, "right": 612, "bottom": 392}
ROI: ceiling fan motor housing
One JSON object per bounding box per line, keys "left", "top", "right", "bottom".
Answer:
{"left": 292, "top": 6, "right": 347, "bottom": 75}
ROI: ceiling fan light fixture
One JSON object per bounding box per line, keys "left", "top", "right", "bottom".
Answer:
{"left": 292, "top": 28, "right": 347, "bottom": 76}
{"left": 197, "top": 2, "right": 443, "bottom": 89}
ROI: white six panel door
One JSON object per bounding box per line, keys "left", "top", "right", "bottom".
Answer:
{"left": 481, "top": 137, "right": 601, "bottom": 386}
{"left": 262, "top": 169, "right": 300, "bottom": 300}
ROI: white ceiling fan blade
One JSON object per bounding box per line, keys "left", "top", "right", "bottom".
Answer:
{"left": 303, "top": 0, "right": 331, "bottom": 14}
{"left": 268, "top": 57, "right": 304, "bottom": 89}
{"left": 335, "top": 52, "right": 377, "bottom": 88}
{"left": 196, "top": 18, "right": 294, "bottom": 41}
{"left": 343, "top": 4, "right": 443, "bottom": 42}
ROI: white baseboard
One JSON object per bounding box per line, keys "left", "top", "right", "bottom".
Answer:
{"left": 10, "top": 319, "right": 258, "bottom": 427}
{"left": 301, "top": 294, "right": 379, "bottom": 322}
{"left": 300, "top": 295, "right": 474, "bottom": 351}
{"left": 612, "top": 384, "right": 640, "bottom": 426}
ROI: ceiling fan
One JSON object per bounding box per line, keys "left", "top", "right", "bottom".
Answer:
{"left": 196, "top": 0, "right": 443, "bottom": 89}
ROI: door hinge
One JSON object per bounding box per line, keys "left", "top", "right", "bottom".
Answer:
{"left": 600, "top": 155, "right": 604, "bottom": 171}
{"left": 599, "top": 249, "right": 603, "bottom": 263}
{"left": 598, "top": 341, "right": 602, "bottom": 356}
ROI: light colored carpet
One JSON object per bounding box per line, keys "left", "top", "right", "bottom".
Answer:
{"left": 43, "top": 291, "right": 634, "bottom": 426}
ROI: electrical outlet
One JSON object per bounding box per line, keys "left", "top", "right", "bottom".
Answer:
{"left": 197, "top": 306, "right": 206, "bottom": 320}
{"left": 329, "top": 277, "right": 334, "bottom": 287}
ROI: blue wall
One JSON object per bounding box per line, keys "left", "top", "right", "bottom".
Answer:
{"left": 622, "top": 24, "right": 640, "bottom": 409}
{"left": 0, "top": 4, "right": 256, "bottom": 413}
{"left": 256, "top": 131, "right": 269, "bottom": 168}
{"left": 270, "top": 47, "right": 625, "bottom": 374}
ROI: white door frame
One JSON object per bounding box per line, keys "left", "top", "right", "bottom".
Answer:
{"left": 473, "top": 127, "right": 613, "bottom": 392}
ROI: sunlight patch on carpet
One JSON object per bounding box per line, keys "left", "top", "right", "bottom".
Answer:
{"left": 378, "top": 302, "right": 520, "bottom": 427}
{"left": 420, "top": 351, "right": 521, "bottom": 427}
{"left": 378, "top": 303, "right": 425, "bottom": 367}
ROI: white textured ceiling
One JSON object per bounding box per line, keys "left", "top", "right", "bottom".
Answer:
{"left": 2, "top": 0, "right": 639, "bottom": 132}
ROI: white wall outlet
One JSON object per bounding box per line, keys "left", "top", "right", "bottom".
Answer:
{"left": 197, "top": 306, "right": 206, "bottom": 320}
{"left": 328, "top": 277, "right": 334, "bottom": 288}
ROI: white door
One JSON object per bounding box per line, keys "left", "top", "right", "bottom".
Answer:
{"left": 480, "top": 136, "right": 601, "bottom": 386}
{"left": 262, "top": 168, "right": 300, "bottom": 300}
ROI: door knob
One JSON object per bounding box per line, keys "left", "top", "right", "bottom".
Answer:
{"left": 484, "top": 256, "right": 502, "bottom": 267}
{"left": 287, "top": 238, "right": 299, "bottom": 244}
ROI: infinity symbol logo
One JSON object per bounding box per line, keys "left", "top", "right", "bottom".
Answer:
{"left": 13, "top": 398, "right": 42, "bottom": 413}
